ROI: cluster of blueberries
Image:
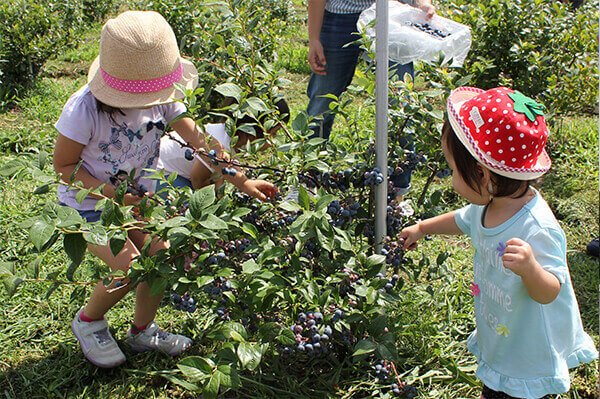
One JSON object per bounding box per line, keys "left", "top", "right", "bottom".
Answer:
{"left": 170, "top": 293, "right": 197, "bottom": 313}
{"left": 215, "top": 306, "right": 231, "bottom": 321}
{"left": 339, "top": 268, "right": 360, "bottom": 298}
{"left": 408, "top": 21, "right": 450, "bottom": 39}
{"left": 223, "top": 238, "right": 252, "bottom": 255}
{"left": 203, "top": 276, "right": 233, "bottom": 297}
{"left": 326, "top": 200, "right": 361, "bottom": 228}
{"left": 281, "top": 310, "right": 345, "bottom": 358}
{"left": 375, "top": 272, "right": 400, "bottom": 293}
{"left": 435, "top": 168, "right": 452, "bottom": 178}
{"left": 221, "top": 166, "right": 238, "bottom": 176}
{"left": 300, "top": 240, "right": 320, "bottom": 261}
{"left": 381, "top": 240, "right": 406, "bottom": 267}
{"left": 364, "top": 167, "right": 385, "bottom": 186}
{"left": 205, "top": 251, "right": 227, "bottom": 266}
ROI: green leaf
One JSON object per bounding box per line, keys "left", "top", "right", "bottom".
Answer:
{"left": 0, "top": 158, "right": 28, "bottom": 178}
{"left": 75, "top": 188, "right": 92, "bottom": 204}
{"left": 109, "top": 232, "right": 127, "bottom": 257}
{"left": 237, "top": 342, "right": 263, "bottom": 370}
{"left": 257, "top": 246, "right": 287, "bottom": 264}
{"left": 82, "top": 225, "right": 108, "bottom": 246}
{"left": 241, "top": 222, "right": 258, "bottom": 241}
{"left": 148, "top": 276, "right": 169, "bottom": 297}
{"left": 29, "top": 219, "right": 56, "bottom": 251}
{"left": 33, "top": 184, "right": 51, "bottom": 195}
{"left": 366, "top": 254, "right": 386, "bottom": 269}
{"left": 55, "top": 206, "right": 83, "bottom": 228}
{"left": 64, "top": 233, "right": 86, "bottom": 268}
{"left": 291, "top": 112, "right": 309, "bottom": 134}
{"left": 189, "top": 186, "right": 215, "bottom": 218}
{"left": 177, "top": 356, "right": 213, "bottom": 381}
{"left": 203, "top": 371, "right": 221, "bottom": 399}
{"left": 241, "top": 259, "right": 260, "bottom": 274}
{"left": 315, "top": 194, "right": 336, "bottom": 212}
{"left": 2, "top": 276, "right": 23, "bottom": 297}
{"left": 199, "top": 214, "right": 228, "bottom": 230}
{"left": 26, "top": 258, "right": 41, "bottom": 279}
{"left": 244, "top": 97, "right": 269, "bottom": 113}
{"left": 217, "top": 364, "right": 241, "bottom": 387}
{"left": 162, "top": 374, "right": 201, "bottom": 392}
{"left": 277, "top": 328, "right": 296, "bottom": 346}
{"left": 298, "top": 185, "right": 310, "bottom": 211}
{"left": 215, "top": 83, "right": 242, "bottom": 102}
{"left": 352, "top": 339, "right": 377, "bottom": 356}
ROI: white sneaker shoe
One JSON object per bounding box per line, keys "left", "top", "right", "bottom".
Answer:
{"left": 71, "top": 309, "right": 126, "bottom": 368}
{"left": 125, "top": 322, "right": 192, "bottom": 356}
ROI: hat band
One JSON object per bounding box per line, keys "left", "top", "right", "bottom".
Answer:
{"left": 100, "top": 63, "right": 183, "bottom": 93}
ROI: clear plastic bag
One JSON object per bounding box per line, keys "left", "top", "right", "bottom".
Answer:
{"left": 357, "top": 2, "right": 472, "bottom": 67}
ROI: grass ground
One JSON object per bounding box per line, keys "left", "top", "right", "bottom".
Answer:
{"left": 0, "top": 5, "right": 598, "bottom": 399}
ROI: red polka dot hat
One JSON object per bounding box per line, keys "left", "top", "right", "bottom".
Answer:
{"left": 447, "top": 86, "right": 551, "bottom": 180}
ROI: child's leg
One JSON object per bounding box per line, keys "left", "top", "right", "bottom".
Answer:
{"left": 82, "top": 238, "right": 141, "bottom": 319}
{"left": 82, "top": 229, "right": 167, "bottom": 323}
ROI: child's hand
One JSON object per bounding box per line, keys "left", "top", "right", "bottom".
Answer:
{"left": 501, "top": 238, "right": 538, "bottom": 277}
{"left": 240, "top": 179, "right": 279, "bottom": 201}
{"left": 398, "top": 223, "right": 424, "bottom": 250}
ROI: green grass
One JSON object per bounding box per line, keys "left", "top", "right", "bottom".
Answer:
{"left": 0, "top": 5, "right": 598, "bottom": 399}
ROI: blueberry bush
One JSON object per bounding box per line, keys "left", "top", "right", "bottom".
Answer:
{"left": 0, "top": 0, "right": 597, "bottom": 397}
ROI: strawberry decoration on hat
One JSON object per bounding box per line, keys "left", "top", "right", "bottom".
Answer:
{"left": 447, "top": 87, "right": 551, "bottom": 180}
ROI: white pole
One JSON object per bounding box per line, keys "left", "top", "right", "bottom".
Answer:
{"left": 374, "top": 0, "right": 388, "bottom": 253}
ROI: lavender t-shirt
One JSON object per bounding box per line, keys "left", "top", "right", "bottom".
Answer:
{"left": 54, "top": 85, "right": 186, "bottom": 210}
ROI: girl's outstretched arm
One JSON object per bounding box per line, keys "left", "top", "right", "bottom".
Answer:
{"left": 399, "top": 211, "right": 463, "bottom": 250}
{"left": 189, "top": 159, "right": 278, "bottom": 201}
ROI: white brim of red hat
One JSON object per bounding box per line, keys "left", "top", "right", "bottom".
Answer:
{"left": 88, "top": 56, "right": 198, "bottom": 109}
{"left": 447, "top": 87, "right": 551, "bottom": 181}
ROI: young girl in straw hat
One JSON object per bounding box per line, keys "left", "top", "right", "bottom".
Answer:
{"left": 398, "top": 87, "right": 598, "bottom": 398}
{"left": 53, "top": 10, "right": 276, "bottom": 368}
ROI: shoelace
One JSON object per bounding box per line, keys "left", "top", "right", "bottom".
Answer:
{"left": 93, "top": 328, "right": 113, "bottom": 345}
{"left": 155, "top": 329, "right": 170, "bottom": 340}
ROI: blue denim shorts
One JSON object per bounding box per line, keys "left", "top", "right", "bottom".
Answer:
{"left": 59, "top": 202, "right": 102, "bottom": 223}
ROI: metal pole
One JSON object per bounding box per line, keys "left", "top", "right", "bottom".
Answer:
{"left": 374, "top": 0, "right": 389, "bottom": 253}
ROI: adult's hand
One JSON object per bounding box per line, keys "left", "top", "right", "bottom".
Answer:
{"left": 415, "top": 0, "right": 436, "bottom": 19}
{"left": 308, "top": 40, "right": 327, "bottom": 75}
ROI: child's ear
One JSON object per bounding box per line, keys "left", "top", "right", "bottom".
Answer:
{"left": 478, "top": 164, "right": 493, "bottom": 187}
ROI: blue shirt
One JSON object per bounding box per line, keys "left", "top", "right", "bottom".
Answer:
{"left": 454, "top": 191, "right": 598, "bottom": 399}
{"left": 325, "top": 0, "right": 413, "bottom": 14}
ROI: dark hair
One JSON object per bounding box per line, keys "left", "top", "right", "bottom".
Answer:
{"left": 441, "top": 121, "right": 531, "bottom": 198}
{"left": 96, "top": 99, "right": 125, "bottom": 125}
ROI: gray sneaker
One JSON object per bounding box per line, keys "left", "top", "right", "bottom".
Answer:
{"left": 71, "top": 309, "right": 126, "bottom": 368}
{"left": 125, "top": 322, "right": 192, "bottom": 356}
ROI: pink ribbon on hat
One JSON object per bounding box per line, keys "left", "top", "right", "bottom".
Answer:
{"left": 100, "top": 63, "right": 183, "bottom": 93}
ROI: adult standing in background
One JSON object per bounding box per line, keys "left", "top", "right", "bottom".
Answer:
{"left": 306, "top": 0, "right": 436, "bottom": 203}
{"left": 306, "top": 0, "right": 435, "bottom": 140}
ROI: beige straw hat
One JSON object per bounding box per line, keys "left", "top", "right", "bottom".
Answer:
{"left": 88, "top": 10, "right": 198, "bottom": 109}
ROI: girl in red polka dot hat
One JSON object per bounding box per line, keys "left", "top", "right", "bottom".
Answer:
{"left": 399, "top": 87, "right": 598, "bottom": 399}
{"left": 53, "top": 11, "right": 278, "bottom": 369}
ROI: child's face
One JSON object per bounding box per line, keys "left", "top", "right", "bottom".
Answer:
{"left": 442, "top": 138, "right": 490, "bottom": 206}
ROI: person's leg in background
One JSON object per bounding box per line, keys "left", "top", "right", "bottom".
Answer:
{"left": 306, "top": 11, "right": 362, "bottom": 140}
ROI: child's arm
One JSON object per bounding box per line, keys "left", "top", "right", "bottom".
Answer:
{"left": 189, "top": 158, "right": 278, "bottom": 201}
{"left": 502, "top": 238, "right": 561, "bottom": 304}
{"left": 171, "top": 117, "right": 226, "bottom": 157}
{"left": 53, "top": 134, "right": 142, "bottom": 205}
{"left": 399, "top": 211, "right": 463, "bottom": 250}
